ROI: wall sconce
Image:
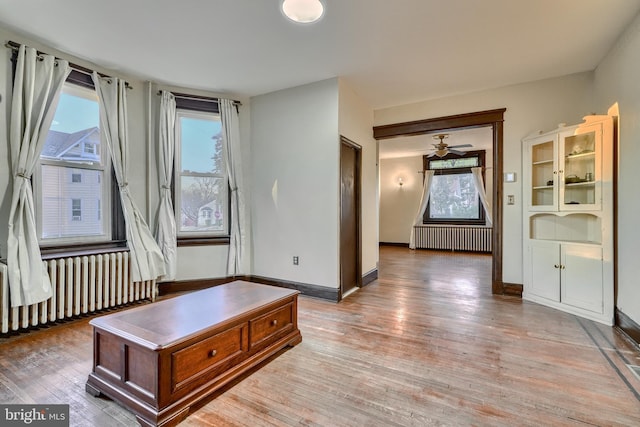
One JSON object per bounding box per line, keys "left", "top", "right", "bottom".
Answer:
{"left": 398, "top": 177, "right": 404, "bottom": 187}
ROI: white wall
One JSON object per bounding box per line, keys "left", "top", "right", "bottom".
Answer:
{"left": 593, "top": 12, "right": 640, "bottom": 325}
{"left": 251, "top": 78, "right": 340, "bottom": 289}
{"left": 338, "top": 79, "right": 378, "bottom": 276}
{"left": 379, "top": 156, "right": 423, "bottom": 243}
{"left": 374, "top": 73, "right": 595, "bottom": 284}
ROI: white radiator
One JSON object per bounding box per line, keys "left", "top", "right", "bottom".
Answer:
{"left": 413, "top": 225, "right": 492, "bottom": 253}
{"left": 0, "top": 252, "right": 156, "bottom": 334}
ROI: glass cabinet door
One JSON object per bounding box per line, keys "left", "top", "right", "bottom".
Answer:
{"left": 529, "top": 137, "right": 557, "bottom": 210}
{"left": 560, "top": 124, "right": 601, "bottom": 211}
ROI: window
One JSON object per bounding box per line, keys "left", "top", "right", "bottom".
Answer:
{"left": 35, "top": 81, "right": 112, "bottom": 244}
{"left": 71, "top": 199, "right": 82, "bottom": 221}
{"left": 175, "top": 106, "right": 228, "bottom": 240}
{"left": 423, "top": 151, "right": 486, "bottom": 225}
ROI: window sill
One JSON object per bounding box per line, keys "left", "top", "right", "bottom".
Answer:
{"left": 177, "top": 236, "right": 230, "bottom": 247}
{"left": 40, "top": 241, "right": 128, "bottom": 260}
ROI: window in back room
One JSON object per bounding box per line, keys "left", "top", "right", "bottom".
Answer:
{"left": 423, "top": 150, "right": 486, "bottom": 225}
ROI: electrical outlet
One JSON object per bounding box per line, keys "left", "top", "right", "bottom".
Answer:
{"left": 293, "top": 256, "right": 299, "bottom": 265}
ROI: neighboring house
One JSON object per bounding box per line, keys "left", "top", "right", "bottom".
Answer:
{"left": 40, "top": 127, "right": 104, "bottom": 239}
{"left": 196, "top": 200, "right": 222, "bottom": 229}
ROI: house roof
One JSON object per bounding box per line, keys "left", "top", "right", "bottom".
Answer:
{"left": 0, "top": 1, "right": 639, "bottom": 109}
{"left": 41, "top": 127, "right": 99, "bottom": 159}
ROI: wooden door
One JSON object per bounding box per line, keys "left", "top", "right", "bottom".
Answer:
{"left": 340, "top": 137, "right": 361, "bottom": 299}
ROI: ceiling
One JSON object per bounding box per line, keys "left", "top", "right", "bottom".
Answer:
{"left": 0, "top": 0, "right": 639, "bottom": 111}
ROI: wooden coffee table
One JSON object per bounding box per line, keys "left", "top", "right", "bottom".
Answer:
{"left": 86, "top": 281, "right": 302, "bottom": 426}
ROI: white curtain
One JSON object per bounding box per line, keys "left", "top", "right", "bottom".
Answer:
{"left": 92, "top": 72, "right": 166, "bottom": 282}
{"left": 471, "top": 166, "right": 492, "bottom": 226}
{"left": 155, "top": 91, "right": 177, "bottom": 280}
{"left": 220, "top": 99, "right": 246, "bottom": 276}
{"left": 7, "top": 46, "right": 70, "bottom": 307}
{"left": 409, "top": 170, "right": 435, "bottom": 250}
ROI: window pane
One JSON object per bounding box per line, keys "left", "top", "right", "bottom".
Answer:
{"left": 42, "top": 85, "right": 101, "bottom": 166}
{"left": 179, "top": 176, "right": 225, "bottom": 233}
{"left": 179, "top": 115, "right": 223, "bottom": 174}
{"left": 41, "top": 165, "right": 104, "bottom": 239}
{"left": 429, "top": 173, "right": 480, "bottom": 219}
{"left": 429, "top": 157, "right": 479, "bottom": 169}
{"left": 38, "top": 82, "right": 108, "bottom": 243}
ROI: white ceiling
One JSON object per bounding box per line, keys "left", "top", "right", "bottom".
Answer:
{"left": 0, "top": 0, "right": 639, "bottom": 110}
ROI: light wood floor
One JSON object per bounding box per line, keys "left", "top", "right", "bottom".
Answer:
{"left": 2, "top": 246, "right": 640, "bottom": 426}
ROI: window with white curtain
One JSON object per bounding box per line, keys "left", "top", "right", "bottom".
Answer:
{"left": 175, "top": 108, "right": 229, "bottom": 238}
{"left": 35, "top": 81, "right": 112, "bottom": 244}
{"left": 423, "top": 150, "right": 486, "bottom": 225}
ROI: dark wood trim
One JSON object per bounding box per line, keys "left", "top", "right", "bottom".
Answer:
{"left": 177, "top": 236, "right": 231, "bottom": 247}
{"left": 492, "top": 119, "right": 504, "bottom": 295}
{"left": 373, "top": 108, "right": 507, "bottom": 295}
{"left": 616, "top": 308, "right": 640, "bottom": 349}
{"left": 362, "top": 268, "right": 378, "bottom": 286}
{"left": 373, "top": 109, "right": 507, "bottom": 140}
{"left": 40, "top": 241, "right": 128, "bottom": 260}
{"left": 157, "top": 276, "right": 249, "bottom": 296}
{"left": 502, "top": 282, "right": 523, "bottom": 297}
{"left": 250, "top": 275, "right": 340, "bottom": 302}
{"left": 379, "top": 242, "right": 410, "bottom": 248}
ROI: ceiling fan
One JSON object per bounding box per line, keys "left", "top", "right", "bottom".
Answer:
{"left": 428, "top": 134, "right": 473, "bottom": 157}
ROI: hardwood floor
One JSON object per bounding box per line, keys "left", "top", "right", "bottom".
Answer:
{"left": 2, "top": 246, "right": 640, "bottom": 426}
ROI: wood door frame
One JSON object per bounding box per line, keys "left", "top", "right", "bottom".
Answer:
{"left": 340, "top": 136, "right": 362, "bottom": 300}
{"left": 373, "top": 108, "right": 510, "bottom": 295}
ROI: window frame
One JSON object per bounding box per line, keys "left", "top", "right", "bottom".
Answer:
{"left": 32, "top": 73, "right": 126, "bottom": 253}
{"left": 174, "top": 97, "right": 230, "bottom": 246}
{"left": 422, "top": 150, "right": 487, "bottom": 225}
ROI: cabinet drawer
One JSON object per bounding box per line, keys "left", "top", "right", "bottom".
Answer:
{"left": 249, "top": 302, "right": 294, "bottom": 350}
{"left": 171, "top": 323, "right": 247, "bottom": 391}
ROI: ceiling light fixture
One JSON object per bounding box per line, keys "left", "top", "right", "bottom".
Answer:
{"left": 281, "top": 0, "right": 324, "bottom": 24}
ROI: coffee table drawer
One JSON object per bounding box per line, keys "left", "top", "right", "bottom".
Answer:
{"left": 249, "top": 302, "right": 294, "bottom": 350}
{"left": 172, "top": 323, "right": 247, "bottom": 391}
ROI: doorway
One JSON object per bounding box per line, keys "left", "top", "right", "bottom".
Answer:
{"left": 373, "top": 108, "right": 515, "bottom": 295}
{"left": 340, "top": 137, "right": 362, "bottom": 299}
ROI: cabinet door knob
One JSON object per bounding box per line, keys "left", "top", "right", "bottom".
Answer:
{"left": 561, "top": 265, "right": 566, "bottom": 270}
{"left": 271, "top": 319, "right": 278, "bottom": 326}
{"left": 209, "top": 349, "right": 217, "bottom": 358}
{"left": 554, "top": 264, "right": 560, "bottom": 268}
{"left": 553, "top": 171, "right": 558, "bottom": 175}
{"left": 559, "top": 170, "right": 563, "bottom": 174}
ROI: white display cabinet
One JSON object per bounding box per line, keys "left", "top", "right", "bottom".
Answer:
{"left": 522, "top": 115, "right": 613, "bottom": 325}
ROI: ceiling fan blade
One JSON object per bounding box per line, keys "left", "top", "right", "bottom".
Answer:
{"left": 448, "top": 144, "right": 473, "bottom": 149}
{"left": 448, "top": 149, "right": 466, "bottom": 155}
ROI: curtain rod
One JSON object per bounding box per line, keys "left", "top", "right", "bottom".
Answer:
{"left": 157, "top": 90, "right": 242, "bottom": 106}
{"left": 5, "top": 40, "right": 133, "bottom": 89}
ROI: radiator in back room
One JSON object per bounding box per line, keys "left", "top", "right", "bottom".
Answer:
{"left": 0, "top": 251, "right": 156, "bottom": 334}
{"left": 413, "top": 226, "right": 492, "bottom": 253}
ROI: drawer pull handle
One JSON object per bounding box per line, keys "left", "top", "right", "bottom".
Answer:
{"left": 209, "top": 349, "right": 217, "bottom": 358}
{"left": 271, "top": 319, "right": 278, "bottom": 326}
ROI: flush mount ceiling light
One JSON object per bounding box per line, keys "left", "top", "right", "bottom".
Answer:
{"left": 281, "top": 0, "right": 324, "bottom": 24}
